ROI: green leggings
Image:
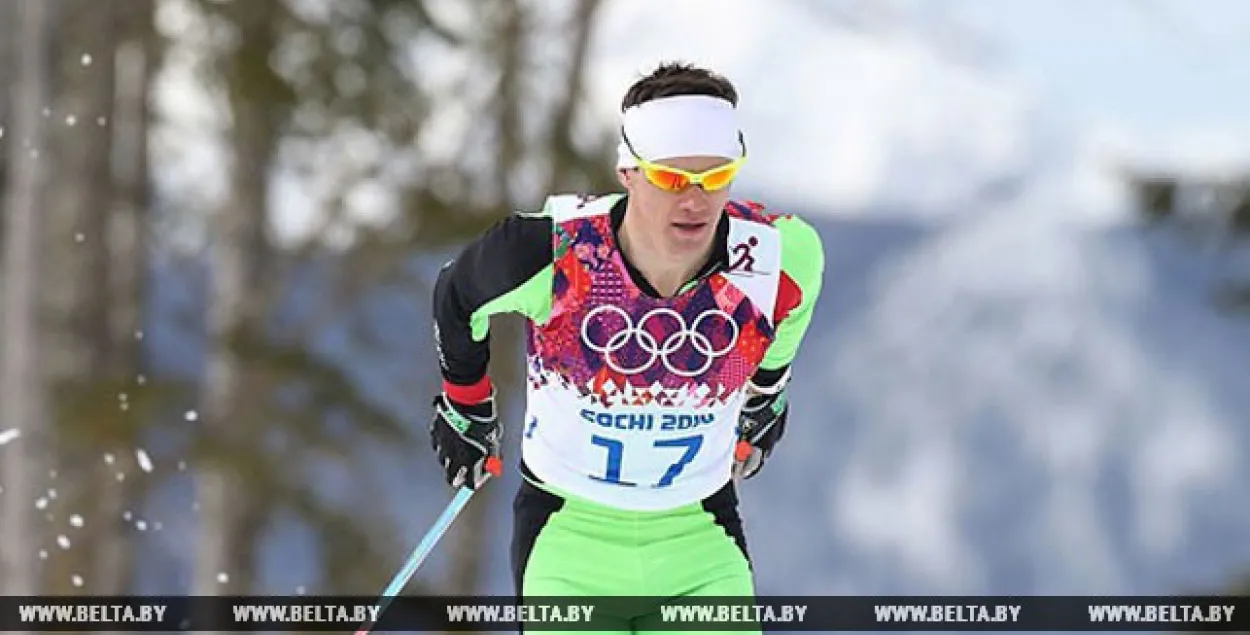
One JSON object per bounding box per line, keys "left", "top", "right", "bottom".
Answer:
{"left": 511, "top": 469, "right": 758, "bottom": 635}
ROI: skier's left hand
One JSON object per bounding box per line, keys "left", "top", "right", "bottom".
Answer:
{"left": 733, "top": 379, "right": 789, "bottom": 480}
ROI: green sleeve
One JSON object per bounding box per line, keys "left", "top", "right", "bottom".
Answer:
{"left": 468, "top": 265, "right": 554, "bottom": 341}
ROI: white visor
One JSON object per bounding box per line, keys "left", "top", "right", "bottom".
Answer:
{"left": 616, "top": 94, "right": 743, "bottom": 169}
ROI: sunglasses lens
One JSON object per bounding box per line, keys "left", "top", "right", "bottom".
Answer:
{"left": 645, "top": 167, "right": 689, "bottom": 192}
{"left": 700, "top": 165, "right": 739, "bottom": 191}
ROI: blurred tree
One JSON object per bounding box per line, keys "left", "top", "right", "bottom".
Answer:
{"left": 1125, "top": 166, "right": 1250, "bottom": 627}
{"left": 176, "top": 0, "right": 467, "bottom": 603}
{"left": 22, "top": 0, "right": 173, "bottom": 607}
{"left": 0, "top": 0, "right": 173, "bottom": 604}
{"left": 38, "top": 0, "right": 122, "bottom": 596}
{"left": 1124, "top": 171, "right": 1250, "bottom": 314}
{"left": 0, "top": 0, "right": 11, "bottom": 219}
{"left": 167, "top": 0, "right": 618, "bottom": 604}
{"left": 1, "top": 0, "right": 55, "bottom": 611}
{"left": 1127, "top": 172, "right": 1180, "bottom": 224}
{"left": 85, "top": 0, "right": 161, "bottom": 606}
{"left": 191, "top": 0, "right": 286, "bottom": 603}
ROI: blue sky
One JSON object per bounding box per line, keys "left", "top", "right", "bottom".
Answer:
{"left": 964, "top": 0, "right": 1250, "bottom": 131}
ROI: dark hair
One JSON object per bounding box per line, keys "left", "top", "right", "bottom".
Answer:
{"left": 620, "top": 61, "right": 739, "bottom": 111}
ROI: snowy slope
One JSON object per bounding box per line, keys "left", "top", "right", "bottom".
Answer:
{"left": 737, "top": 210, "right": 1250, "bottom": 597}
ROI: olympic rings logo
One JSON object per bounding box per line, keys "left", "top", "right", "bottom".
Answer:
{"left": 580, "top": 305, "right": 739, "bottom": 377}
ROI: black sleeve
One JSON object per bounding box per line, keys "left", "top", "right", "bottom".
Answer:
{"left": 432, "top": 213, "right": 553, "bottom": 386}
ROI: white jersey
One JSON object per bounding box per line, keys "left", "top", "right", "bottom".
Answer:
{"left": 519, "top": 194, "right": 785, "bottom": 511}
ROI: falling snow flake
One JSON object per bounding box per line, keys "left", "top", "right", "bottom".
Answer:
{"left": 136, "top": 449, "right": 153, "bottom": 473}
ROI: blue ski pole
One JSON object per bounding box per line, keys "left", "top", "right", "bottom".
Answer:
{"left": 355, "top": 456, "right": 501, "bottom": 635}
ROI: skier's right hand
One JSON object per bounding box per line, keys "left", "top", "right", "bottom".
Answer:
{"left": 430, "top": 389, "right": 502, "bottom": 490}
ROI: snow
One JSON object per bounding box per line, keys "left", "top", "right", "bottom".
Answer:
{"left": 0, "top": 428, "right": 20, "bottom": 445}
{"left": 136, "top": 449, "right": 154, "bottom": 473}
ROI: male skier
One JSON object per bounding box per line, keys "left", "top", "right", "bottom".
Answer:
{"left": 429, "top": 61, "right": 825, "bottom": 631}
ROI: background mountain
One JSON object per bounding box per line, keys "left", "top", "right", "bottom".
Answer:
{"left": 127, "top": 201, "right": 1250, "bottom": 599}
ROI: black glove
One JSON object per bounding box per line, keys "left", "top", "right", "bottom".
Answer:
{"left": 733, "top": 375, "right": 789, "bottom": 480}
{"left": 430, "top": 391, "right": 502, "bottom": 490}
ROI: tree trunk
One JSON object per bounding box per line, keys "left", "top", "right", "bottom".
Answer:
{"left": 38, "top": 0, "right": 118, "bottom": 595}
{"left": 41, "top": 0, "right": 114, "bottom": 390}
{"left": 193, "top": 1, "right": 280, "bottom": 610}
{"left": 0, "top": 0, "right": 13, "bottom": 221}
{"left": 1, "top": 0, "right": 54, "bottom": 607}
{"left": 91, "top": 0, "right": 156, "bottom": 602}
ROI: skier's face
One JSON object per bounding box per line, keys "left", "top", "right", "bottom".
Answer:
{"left": 618, "top": 155, "right": 732, "bottom": 257}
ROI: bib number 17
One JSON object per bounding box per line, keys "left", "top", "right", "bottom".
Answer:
{"left": 590, "top": 434, "right": 703, "bottom": 488}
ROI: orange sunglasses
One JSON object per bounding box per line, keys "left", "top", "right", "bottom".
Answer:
{"left": 621, "top": 130, "right": 747, "bottom": 193}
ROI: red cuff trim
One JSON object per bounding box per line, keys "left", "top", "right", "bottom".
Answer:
{"left": 444, "top": 376, "right": 493, "bottom": 404}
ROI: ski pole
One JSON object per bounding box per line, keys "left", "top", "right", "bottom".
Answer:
{"left": 354, "top": 456, "right": 501, "bottom": 635}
